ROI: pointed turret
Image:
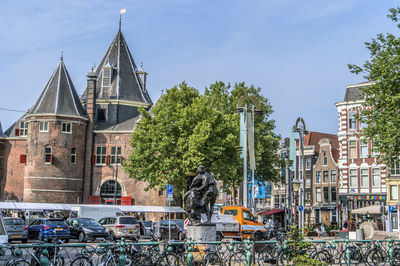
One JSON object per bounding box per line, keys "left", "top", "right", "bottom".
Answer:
{"left": 28, "top": 57, "right": 86, "bottom": 118}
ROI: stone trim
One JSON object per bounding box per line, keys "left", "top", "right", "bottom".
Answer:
{"left": 25, "top": 176, "right": 83, "bottom": 181}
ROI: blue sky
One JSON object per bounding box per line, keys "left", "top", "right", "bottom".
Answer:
{"left": 0, "top": 0, "right": 398, "bottom": 138}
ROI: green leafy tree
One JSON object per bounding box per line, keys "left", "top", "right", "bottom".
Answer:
{"left": 348, "top": 7, "right": 400, "bottom": 166}
{"left": 124, "top": 81, "right": 282, "bottom": 197}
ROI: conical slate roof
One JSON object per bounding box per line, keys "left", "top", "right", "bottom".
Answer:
{"left": 29, "top": 58, "right": 86, "bottom": 118}
{"left": 81, "top": 30, "right": 152, "bottom": 104}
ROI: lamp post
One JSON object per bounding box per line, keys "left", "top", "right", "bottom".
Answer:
{"left": 294, "top": 117, "right": 307, "bottom": 230}
{"left": 292, "top": 177, "right": 301, "bottom": 226}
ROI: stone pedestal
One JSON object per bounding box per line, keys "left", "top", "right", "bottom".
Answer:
{"left": 187, "top": 224, "right": 216, "bottom": 242}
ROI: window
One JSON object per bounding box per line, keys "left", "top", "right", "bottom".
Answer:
{"left": 331, "top": 170, "right": 336, "bottom": 182}
{"left": 103, "top": 67, "right": 112, "bottom": 87}
{"left": 19, "top": 121, "right": 28, "bottom": 136}
{"left": 306, "top": 158, "right": 312, "bottom": 170}
{"left": 331, "top": 210, "right": 337, "bottom": 223}
{"left": 100, "top": 180, "right": 121, "bottom": 196}
{"left": 360, "top": 140, "right": 368, "bottom": 158}
{"left": 323, "top": 153, "right": 328, "bottom": 165}
{"left": 306, "top": 192, "right": 311, "bottom": 201}
{"left": 61, "top": 122, "right": 71, "bottom": 133}
{"left": 391, "top": 185, "right": 399, "bottom": 201}
{"left": 306, "top": 178, "right": 311, "bottom": 188}
{"left": 316, "top": 171, "right": 321, "bottom": 183}
{"left": 243, "top": 210, "right": 255, "bottom": 221}
{"left": 316, "top": 187, "right": 321, "bottom": 202}
{"left": 315, "top": 209, "right": 320, "bottom": 223}
{"left": 372, "top": 168, "right": 380, "bottom": 187}
{"left": 323, "top": 187, "right": 329, "bottom": 202}
{"left": 39, "top": 121, "right": 48, "bottom": 132}
{"left": 159, "top": 190, "right": 163, "bottom": 196}
{"left": 331, "top": 187, "right": 337, "bottom": 202}
{"left": 360, "top": 169, "right": 369, "bottom": 188}
{"left": 97, "top": 107, "right": 106, "bottom": 121}
{"left": 96, "top": 146, "right": 107, "bottom": 165}
{"left": 371, "top": 142, "right": 380, "bottom": 157}
{"left": 45, "top": 147, "right": 52, "bottom": 164}
{"left": 391, "top": 161, "right": 400, "bottom": 176}
{"left": 349, "top": 140, "right": 357, "bottom": 158}
{"left": 110, "top": 146, "right": 121, "bottom": 164}
{"left": 360, "top": 116, "right": 367, "bottom": 130}
{"left": 349, "top": 169, "right": 357, "bottom": 188}
{"left": 323, "top": 171, "right": 329, "bottom": 183}
{"left": 70, "top": 148, "right": 76, "bottom": 164}
{"left": 348, "top": 111, "right": 356, "bottom": 129}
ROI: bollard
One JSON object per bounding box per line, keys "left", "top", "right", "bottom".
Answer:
{"left": 389, "top": 236, "right": 393, "bottom": 266}
{"left": 187, "top": 237, "right": 193, "bottom": 266}
{"left": 246, "top": 237, "right": 252, "bottom": 266}
{"left": 119, "top": 238, "right": 126, "bottom": 266}
{"left": 40, "top": 248, "right": 49, "bottom": 266}
{"left": 345, "top": 236, "right": 351, "bottom": 266}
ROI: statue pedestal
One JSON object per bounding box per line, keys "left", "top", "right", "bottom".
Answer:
{"left": 187, "top": 224, "right": 216, "bottom": 242}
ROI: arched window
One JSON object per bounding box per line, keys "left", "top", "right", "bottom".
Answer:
{"left": 100, "top": 180, "right": 121, "bottom": 204}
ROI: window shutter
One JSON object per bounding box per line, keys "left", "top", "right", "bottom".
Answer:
{"left": 92, "top": 155, "right": 96, "bottom": 165}
{"left": 20, "top": 154, "right": 27, "bottom": 164}
{"left": 50, "top": 154, "right": 53, "bottom": 164}
{"left": 15, "top": 129, "right": 20, "bottom": 136}
{"left": 106, "top": 155, "right": 111, "bottom": 165}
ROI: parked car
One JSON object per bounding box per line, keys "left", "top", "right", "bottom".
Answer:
{"left": 67, "top": 217, "right": 109, "bottom": 242}
{"left": 28, "top": 218, "right": 70, "bottom": 242}
{"left": 4, "top": 217, "right": 28, "bottom": 243}
{"left": 139, "top": 221, "right": 153, "bottom": 238}
{"left": 98, "top": 216, "right": 140, "bottom": 240}
{"left": 158, "top": 220, "right": 186, "bottom": 240}
{"left": 0, "top": 216, "right": 8, "bottom": 245}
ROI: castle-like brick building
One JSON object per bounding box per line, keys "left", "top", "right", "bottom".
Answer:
{"left": 0, "top": 28, "right": 166, "bottom": 209}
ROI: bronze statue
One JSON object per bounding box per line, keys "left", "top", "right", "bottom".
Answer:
{"left": 184, "top": 165, "right": 218, "bottom": 225}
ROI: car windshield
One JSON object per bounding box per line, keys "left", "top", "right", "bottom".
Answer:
{"left": 47, "top": 220, "right": 66, "bottom": 226}
{"left": 119, "top": 217, "right": 138, "bottom": 224}
{"left": 175, "top": 220, "right": 184, "bottom": 227}
{"left": 79, "top": 218, "right": 100, "bottom": 226}
{"left": 4, "top": 219, "right": 24, "bottom": 226}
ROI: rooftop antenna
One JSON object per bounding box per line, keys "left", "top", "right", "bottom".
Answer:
{"left": 119, "top": 9, "right": 126, "bottom": 32}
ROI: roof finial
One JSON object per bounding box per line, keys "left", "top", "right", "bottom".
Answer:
{"left": 61, "top": 51, "right": 63, "bottom": 62}
{"left": 119, "top": 9, "right": 126, "bottom": 32}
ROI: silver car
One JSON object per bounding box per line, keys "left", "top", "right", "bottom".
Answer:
{"left": 98, "top": 216, "right": 140, "bottom": 240}
{"left": 4, "top": 217, "right": 28, "bottom": 243}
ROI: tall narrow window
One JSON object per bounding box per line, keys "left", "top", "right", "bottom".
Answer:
{"left": 315, "top": 171, "right": 321, "bottom": 183}
{"left": 391, "top": 185, "right": 399, "bottom": 201}
{"left": 96, "top": 146, "right": 107, "bottom": 165}
{"left": 39, "top": 121, "right": 49, "bottom": 132}
{"left": 97, "top": 107, "right": 106, "bottom": 121}
{"left": 391, "top": 161, "right": 400, "bottom": 176}
{"left": 349, "top": 140, "right": 357, "bottom": 158}
{"left": 360, "top": 169, "right": 369, "bottom": 188}
{"left": 371, "top": 142, "right": 380, "bottom": 157}
{"left": 360, "top": 140, "right": 368, "bottom": 158}
{"left": 45, "top": 147, "right": 52, "bottom": 164}
{"left": 372, "top": 168, "right": 380, "bottom": 187}
{"left": 323, "top": 187, "right": 329, "bottom": 202}
{"left": 348, "top": 111, "right": 356, "bottom": 129}
{"left": 331, "top": 187, "right": 337, "bottom": 202}
{"left": 323, "top": 171, "right": 329, "bottom": 183}
{"left": 61, "top": 122, "right": 71, "bottom": 133}
{"left": 103, "top": 67, "right": 112, "bottom": 87}
{"left": 316, "top": 187, "right": 321, "bottom": 202}
{"left": 306, "top": 158, "right": 312, "bottom": 170}
{"left": 70, "top": 148, "right": 76, "bottom": 164}
{"left": 323, "top": 153, "right": 328, "bottom": 165}
{"left": 349, "top": 169, "right": 357, "bottom": 188}
{"left": 331, "top": 170, "right": 337, "bottom": 182}
{"left": 110, "top": 146, "right": 121, "bottom": 164}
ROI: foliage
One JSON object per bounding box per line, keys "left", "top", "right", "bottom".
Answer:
{"left": 287, "top": 226, "right": 326, "bottom": 266}
{"left": 123, "top": 81, "right": 282, "bottom": 195}
{"left": 348, "top": 7, "right": 400, "bottom": 166}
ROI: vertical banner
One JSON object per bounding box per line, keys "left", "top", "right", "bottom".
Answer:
{"left": 248, "top": 112, "right": 256, "bottom": 170}
{"left": 289, "top": 129, "right": 296, "bottom": 171}
{"left": 240, "top": 112, "right": 245, "bottom": 158}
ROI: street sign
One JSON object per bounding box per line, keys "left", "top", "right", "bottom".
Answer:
{"left": 389, "top": 205, "right": 395, "bottom": 213}
{"left": 166, "top": 184, "right": 173, "bottom": 202}
{"left": 298, "top": 205, "right": 303, "bottom": 212}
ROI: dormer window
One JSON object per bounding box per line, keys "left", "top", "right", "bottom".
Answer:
{"left": 102, "top": 67, "right": 112, "bottom": 87}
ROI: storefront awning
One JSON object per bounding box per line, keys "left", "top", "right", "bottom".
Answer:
{"left": 351, "top": 205, "right": 381, "bottom": 215}
{"left": 258, "top": 209, "right": 284, "bottom": 215}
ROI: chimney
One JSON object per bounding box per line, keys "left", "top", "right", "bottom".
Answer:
{"left": 137, "top": 62, "right": 147, "bottom": 92}
{"left": 86, "top": 70, "right": 97, "bottom": 121}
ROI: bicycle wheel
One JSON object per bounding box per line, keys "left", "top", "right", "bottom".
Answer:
{"left": 313, "top": 250, "right": 332, "bottom": 263}
{"left": 256, "top": 246, "right": 277, "bottom": 265}
{"left": 228, "top": 251, "right": 247, "bottom": 266}
{"left": 6, "top": 259, "right": 31, "bottom": 266}
{"left": 367, "top": 249, "right": 387, "bottom": 266}
{"left": 133, "top": 254, "right": 153, "bottom": 266}
{"left": 204, "top": 252, "right": 222, "bottom": 266}
{"left": 105, "top": 255, "right": 118, "bottom": 266}
{"left": 49, "top": 255, "right": 65, "bottom": 266}
{"left": 158, "top": 253, "right": 179, "bottom": 266}
{"left": 70, "top": 256, "right": 93, "bottom": 266}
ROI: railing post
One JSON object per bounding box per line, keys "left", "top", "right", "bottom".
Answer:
{"left": 40, "top": 248, "right": 49, "bottom": 266}
{"left": 345, "top": 236, "right": 351, "bottom": 266}
{"left": 246, "top": 237, "right": 252, "bottom": 266}
{"left": 389, "top": 236, "right": 393, "bottom": 266}
{"left": 119, "top": 238, "right": 126, "bottom": 266}
{"left": 187, "top": 237, "right": 193, "bottom": 266}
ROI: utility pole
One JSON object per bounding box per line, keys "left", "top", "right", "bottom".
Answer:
{"left": 243, "top": 104, "right": 248, "bottom": 208}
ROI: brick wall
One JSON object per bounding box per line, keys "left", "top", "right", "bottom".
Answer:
{"left": 3, "top": 139, "right": 26, "bottom": 201}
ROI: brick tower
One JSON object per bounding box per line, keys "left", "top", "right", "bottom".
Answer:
{"left": 23, "top": 57, "right": 87, "bottom": 203}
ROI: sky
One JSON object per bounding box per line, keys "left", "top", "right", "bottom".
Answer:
{"left": 0, "top": 0, "right": 398, "bottom": 138}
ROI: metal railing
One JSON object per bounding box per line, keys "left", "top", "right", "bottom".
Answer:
{"left": 1, "top": 236, "right": 399, "bottom": 265}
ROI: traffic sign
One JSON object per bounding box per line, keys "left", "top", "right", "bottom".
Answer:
{"left": 166, "top": 184, "right": 173, "bottom": 201}
{"left": 389, "top": 205, "right": 395, "bottom": 213}
{"left": 298, "top": 205, "right": 304, "bottom": 212}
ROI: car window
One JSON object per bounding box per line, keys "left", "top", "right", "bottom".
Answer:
{"left": 243, "top": 210, "right": 254, "bottom": 221}
{"left": 47, "top": 220, "right": 66, "bottom": 226}
{"left": 4, "top": 219, "right": 25, "bottom": 226}
{"left": 175, "top": 220, "right": 184, "bottom": 228}
{"left": 79, "top": 218, "right": 100, "bottom": 226}
{"left": 119, "top": 217, "right": 138, "bottom": 225}
{"left": 224, "top": 209, "right": 238, "bottom": 216}
{"left": 160, "top": 221, "right": 169, "bottom": 226}
{"left": 143, "top": 221, "right": 152, "bottom": 227}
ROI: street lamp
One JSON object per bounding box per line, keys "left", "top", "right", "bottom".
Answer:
{"left": 292, "top": 178, "right": 301, "bottom": 193}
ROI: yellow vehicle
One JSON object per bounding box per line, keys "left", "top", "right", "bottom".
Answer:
{"left": 221, "top": 206, "right": 266, "bottom": 240}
